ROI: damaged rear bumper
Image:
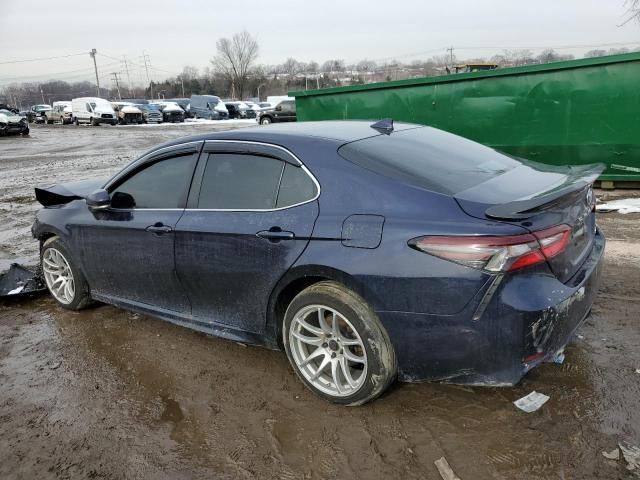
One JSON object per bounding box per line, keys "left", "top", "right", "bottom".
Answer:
{"left": 378, "top": 228, "right": 605, "bottom": 385}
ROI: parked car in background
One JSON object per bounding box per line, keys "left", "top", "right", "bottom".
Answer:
{"left": 258, "top": 102, "right": 273, "bottom": 109}
{"left": 257, "top": 99, "right": 296, "bottom": 125}
{"left": 0, "top": 109, "right": 29, "bottom": 135}
{"left": 111, "top": 102, "right": 144, "bottom": 125}
{"left": 151, "top": 102, "right": 185, "bottom": 123}
{"left": 0, "top": 103, "right": 19, "bottom": 114}
{"left": 27, "top": 104, "right": 52, "bottom": 123}
{"left": 244, "top": 101, "right": 262, "bottom": 114}
{"left": 189, "top": 94, "right": 228, "bottom": 120}
{"left": 136, "top": 104, "right": 163, "bottom": 123}
{"left": 225, "top": 101, "right": 256, "bottom": 119}
{"left": 71, "top": 98, "right": 117, "bottom": 126}
{"left": 32, "top": 120, "right": 605, "bottom": 405}
{"left": 165, "top": 98, "right": 192, "bottom": 118}
{"left": 46, "top": 101, "right": 73, "bottom": 124}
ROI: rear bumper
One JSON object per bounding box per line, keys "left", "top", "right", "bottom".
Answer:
{"left": 378, "top": 227, "right": 605, "bottom": 385}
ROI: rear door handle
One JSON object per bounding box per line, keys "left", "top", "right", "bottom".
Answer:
{"left": 257, "top": 229, "right": 295, "bottom": 241}
{"left": 146, "top": 223, "right": 173, "bottom": 235}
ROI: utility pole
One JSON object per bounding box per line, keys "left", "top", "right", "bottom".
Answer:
{"left": 446, "top": 46, "right": 455, "bottom": 68}
{"left": 40, "top": 86, "right": 45, "bottom": 104}
{"left": 179, "top": 76, "right": 185, "bottom": 97}
{"left": 90, "top": 48, "right": 100, "bottom": 96}
{"left": 111, "top": 72, "right": 122, "bottom": 100}
{"left": 122, "top": 55, "right": 133, "bottom": 97}
{"left": 141, "top": 51, "right": 153, "bottom": 100}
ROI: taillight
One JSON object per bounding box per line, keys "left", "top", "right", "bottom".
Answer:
{"left": 409, "top": 225, "right": 571, "bottom": 273}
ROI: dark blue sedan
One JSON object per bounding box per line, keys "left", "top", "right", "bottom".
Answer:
{"left": 32, "top": 120, "right": 605, "bottom": 405}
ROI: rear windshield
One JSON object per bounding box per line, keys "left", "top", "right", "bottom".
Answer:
{"left": 338, "top": 127, "right": 521, "bottom": 195}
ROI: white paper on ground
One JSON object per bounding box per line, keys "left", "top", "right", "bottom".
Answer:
{"left": 513, "top": 391, "right": 550, "bottom": 413}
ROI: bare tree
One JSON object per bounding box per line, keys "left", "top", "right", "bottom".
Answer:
{"left": 622, "top": 0, "right": 640, "bottom": 25}
{"left": 212, "top": 30, "right": 259, "bottom": 99}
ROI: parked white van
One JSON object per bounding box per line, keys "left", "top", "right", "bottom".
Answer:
{"left": 71, "top": 97, "right": 117, "bottom": 126}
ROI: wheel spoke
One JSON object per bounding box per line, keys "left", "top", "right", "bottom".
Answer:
{"left": 292, "top": 330, "right": 323, "bottom": 346}
{"left": 296, "top": 316, "right": 324, "bottom": 336}
{"left": 317, "top": 307, "right": 331, "bottom": 334}
{"left": 299, "top": 347, "right": 326, "bottom": 367}
{"left": 339, "top": 357, "right": 357, "bottom": 389}
{"left": 344, "top": 348, "right": 366, "bottom": 364}
{"left": 331, "top": 359, "right": 343, "bottom": 394}
{"left": 310, "top": 355, "right": 331, "bottom": 381}
{"left": 331, "top": 312, "right": 340, "bottom": 337}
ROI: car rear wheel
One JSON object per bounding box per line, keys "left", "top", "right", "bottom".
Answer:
{"left": 283, "top": 281, "right": 397, "bottom": 405}
{"left": 41, "top": 237, "right": 92, "bottom": 310}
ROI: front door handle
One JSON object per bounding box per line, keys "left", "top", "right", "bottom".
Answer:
{"left": 146, "top": 223, "right": 173, "bottom": 235}
{"left": 257, "top": 229, "right": 295, "bottom": 241}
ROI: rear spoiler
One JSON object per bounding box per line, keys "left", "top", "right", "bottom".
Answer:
{"left": 485, "top": 163, "right": 605, "bottom": 221}
{"left": 34, "top": 179, "right": 104, "bottom": 207}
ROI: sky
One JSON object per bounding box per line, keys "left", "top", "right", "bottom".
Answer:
{"left": 1, "top": 0, "right": 639, "bottom": 86}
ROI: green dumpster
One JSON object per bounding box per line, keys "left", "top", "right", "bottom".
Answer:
{"left": 290, "top": 52, "right": 640, "bottom": 182}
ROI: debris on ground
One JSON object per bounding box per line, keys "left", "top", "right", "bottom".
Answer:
{"left": 596, "top": 198, "right": 640, "bottom": 214}
{"left": 0, "top": 263, "right": 46, "bottom": 299}
{"left": 49, "top": 362, "right": 61, "bottom": 370}
{"left": 551, "top": 351, "right": 565, "bottom": 364}
{"left": 434, "top": 456, "right": 462, "bottom": 480}
{"left": 602, "top": 448, "right": 620, "bottom": 460}
{"left": 513, "top": 391, "right": 550, "bottom": 413}
{"left": 620, "top": 442, "right": 640, "bottom": 471}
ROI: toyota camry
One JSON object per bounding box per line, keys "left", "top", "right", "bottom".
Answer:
{"left": 32, "top": 120, "right": 605, "bottom": 405}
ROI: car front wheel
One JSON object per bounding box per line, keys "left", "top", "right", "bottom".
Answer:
{"left": 41, "top": 237, "right": 92, "bottom": 310}
{"left": 283, "top": 281, "right": 397, "bottom": 405}
{"left": 260, "top": 116, "right": 272, "bottom": 125}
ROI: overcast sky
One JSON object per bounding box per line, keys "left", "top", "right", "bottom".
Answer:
{"left": 1, "top": 0, "right": 638, "bottom": 85}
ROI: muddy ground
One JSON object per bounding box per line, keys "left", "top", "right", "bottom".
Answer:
{"left": 1, "top": 123, "right": 639, "bottom": 479}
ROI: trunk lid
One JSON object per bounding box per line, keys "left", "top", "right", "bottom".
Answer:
{"left": 455, "top": 162, "right": 604, "bottom": 283}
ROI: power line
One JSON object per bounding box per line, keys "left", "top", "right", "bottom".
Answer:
{"left": 0, "top": 52, "right": 87, "bottom": 65}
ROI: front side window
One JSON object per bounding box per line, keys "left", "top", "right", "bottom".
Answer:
{"left": 111, "top": 153, "right": 197, "bottom": 209}
{"left": 198, "top": 153, "right": 284, "bottom": 209}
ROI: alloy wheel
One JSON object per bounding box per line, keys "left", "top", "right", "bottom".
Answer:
{"left": 289, "top": 304, "right": 368, "bottom": 397}
{"left": 42, "top": 248, "right": 75, "bottom": 304}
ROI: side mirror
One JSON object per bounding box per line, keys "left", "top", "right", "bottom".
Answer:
{"left": 86, "top": 189, "right": 111, "bottom": 210}
{"left": 275, "top": 105, "right": 282, "bottom": 111}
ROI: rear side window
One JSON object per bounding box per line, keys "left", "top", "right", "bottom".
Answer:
{"left": 111, "top": 154, "right": 197, "bottom": 208}
{"left": 276, "top": 163, "right": 317, "bottom": 208}
{"left": 198, "top": 153, "right": 284, "bottom": 209}
{"left": 338, "top": 127, "right": 520, "bottom": 195}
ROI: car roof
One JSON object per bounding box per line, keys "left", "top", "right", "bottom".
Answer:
{"left": 145, "top": 120, "right": 423, "bottom": 154}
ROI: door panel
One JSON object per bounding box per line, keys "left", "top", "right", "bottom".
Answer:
{"left": 175, "top": 144, "right": 319, "bottom": 333}
{"left": 175, "top": 203, "right": 318, "bottom": 332}
{"left": 76, "top": 209, "right": 190, "bottom": 312}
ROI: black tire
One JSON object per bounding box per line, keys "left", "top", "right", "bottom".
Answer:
{"left": 41, "top": 236, "right": 93, "bottom": 311}
{"left": 91, "top": 117, "right": 98, "bottom": 126}
{"left": 74, "top": 117, "right": 79, "bottom": 126}
{"left": 283, "top": 281, "right": 397, "bottom": 405}
{"left": 260, "top": 116, "right": 272, "bottom": 125}
{"left": 22, "top": 127, "right": 29, "bottom": 135}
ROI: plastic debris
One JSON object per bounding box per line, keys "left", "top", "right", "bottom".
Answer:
{"left": 513, "top": 391, "right": 550, "bottom": 413}
{"left": 434, "top": 456, "right": 461, "bottom": 480}
{"left": 596, "top": 198, "right": 640, "bottom": 214}
{"left": 0, "top": 263, "right": 46, "bottom": 299}
{"left": 551, "top": 351, "right": 565, "bottom": 364}
{"left": 635, "top": 369, "right": 640, "bottom": 375}
{"left": 620, "top": 442, "right": 640, "bottom": 471}
{"left": 7, "top": 286, "right": 24, "bottom": 295}
{"left": 49, "top": 362, "right": 61, "bottom": 370}
{"left": 602, "top": 448, "right": 620, "bottom": 460}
